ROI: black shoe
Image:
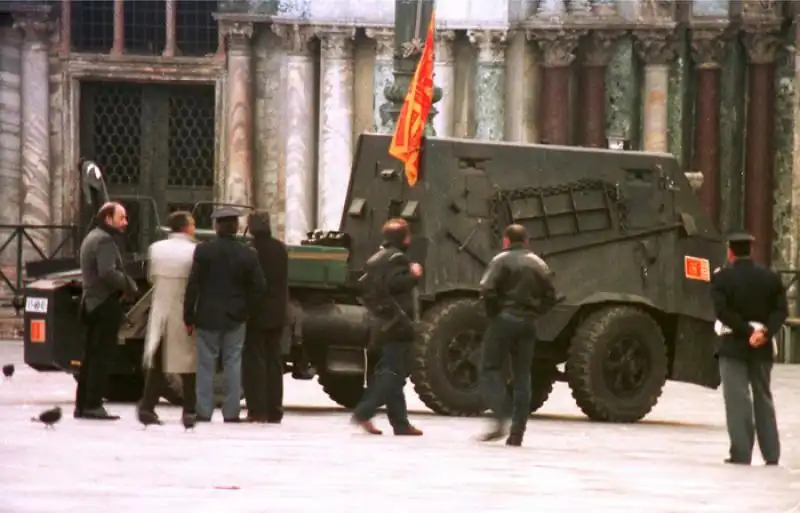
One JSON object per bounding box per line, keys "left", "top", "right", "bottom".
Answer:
{"left": 292, "top": 366, "right": 316, "bottom": 380}
{"left": 724, "top": 458, "right": 751, "bottom": 465}
{"left": 506, "top": 433, "right": 523, "bottom": 447}
{"left": 73, "top": 409, "right": 83, "bottom": 419}
{"left": 765, "top": 461, "right": 779, "bottom": 466}
{"left": 81, "top": 407, "right": 120, "bottom": 421}
{"left": 478, "top": 420, "right": 507, "bottom": 442}
{"left": 196, "top": 416, "right": 211, "bottom": 422}
{"left": 136, "top": 408, "right": 163, "bottom": 427}
{"left": 223, "top": 417, "right": 243, "bottom": 423}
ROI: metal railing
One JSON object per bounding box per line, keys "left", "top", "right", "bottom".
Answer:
{"left": 0, "top": 224, "right": 80, "bottom": 297}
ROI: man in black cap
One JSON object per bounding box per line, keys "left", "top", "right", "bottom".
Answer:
{"left": 710, "top": 231, "right": 785, "bottom": 466}
{"left": 184, "top": 206, "right": 267, "bottom": 423}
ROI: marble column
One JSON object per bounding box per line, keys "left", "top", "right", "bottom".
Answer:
{"left": 529, "top": 29, "right": 584, "bottom": 145}
{"left": 0, "top": 27, "right": 22, "bottom": 289}
{"left": 15, "top": 15, "right": 52, "bottom": 255}
{"left": 690, "top": 27, "right": 728, "bottom": 226}
{"left": 111, "top": 0, "right": 124, "bottom": 55}
{"left": 467, "top": 30, "right": 508, "bottom": 141}
{"left": 742, "top": 26, "right": 781, "bottom": 265}
{"left": 163, "top": 0, "right": 177, "bottom": 57}
{"left": 581, "top": 30, "right": 624, "bottom": 147}
{"left": 634, "top": 30, "right": 678, "bottom": 153}
{"left": 505, "top": 29, "right": 538, "bottom": 143}
{"left": 222, "top": 21, "right": 254, "bottom": 209}
{"left": 365, "top": 28, "right": 394, "bottom": 134}
{"left": 317, "top": 26, "right": 355, "bottom": 232}
{"left": 272, "top": 24, "right": 316, "bottom": 244}
{"left": 433, "top": 30, "right": 456, "bottom": 138}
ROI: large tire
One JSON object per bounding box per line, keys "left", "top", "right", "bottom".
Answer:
{"left": 319, "top": 374, "right": 366, "bottom": 409}
{"left": 411, "top": 299, "right": 487, "bottom": 416}
{"left": 566, "top": 306, "right": 668, "bottom": 423}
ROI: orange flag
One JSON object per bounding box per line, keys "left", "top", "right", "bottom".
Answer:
{"left": 387, "top": 11, "right": 436, "bottom": 187}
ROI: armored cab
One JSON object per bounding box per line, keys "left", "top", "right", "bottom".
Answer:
{"left": 336, "top": 133, "right": 724, "bottom": 422}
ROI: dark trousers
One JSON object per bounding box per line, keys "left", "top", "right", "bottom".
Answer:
{"left": 243, "top": 325, "right": 285, "bottom": 421}
{"left": 75, "top": 297, "right": 123, "bottom": 412}
{"left": 353, "top": 340, "right": 411, "bottom": 430}
{"left": 719, "top": 356, "right": 781, "bottom": 464}
{"left": 480, "top": 313, "right": 536, "bottom": 435}
{"left": 139, "top": 341, "right": 196, "bottom": 415}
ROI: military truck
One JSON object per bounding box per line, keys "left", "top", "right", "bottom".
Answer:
{"left": 23, "top": 133, "right": 724, "bottom": 423}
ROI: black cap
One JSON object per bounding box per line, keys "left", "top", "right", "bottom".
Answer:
{"left": 726, "top": 231, "right": 755, "bottom": 244}
{"left": 211, "top": 206, "right": 243, "bottom": 220}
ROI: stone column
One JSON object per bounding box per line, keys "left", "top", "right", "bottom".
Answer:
{"left": 0, "top": 26, "right": 22, "bottom": 291}
{"left": 59, "top": 0, "right": 70, "bottom": 53}
{"left": 317, "top": 26, "right": 355, "bottom": 232}
{"left": 690, "top": 27, "right": 728, "bottom": 226}
{"left": 15, "top": 15, "right": 52, "bottom": 255}
{"left": 634, "top": 30, "right": 678, "bottom": 153}
{"left": 433, "top": 30, "right": 456, "bottom": 138}
{"left": 505, "top": 30, "right": 538, "bottom": 143}
{"left": 111, "top": 0, "right": 124, "bottom": 55}
{"left": 221, "top": 21, "right": 254, "bottom": 209}
{"left": 272, "top": 24, "right": 316, "bottom": 244}
{"left": 365, "top": 27, "right": 394, "bottom": 133}
{"left": 529, "top": 29, "right": 584, "bottom": 145}
{"left": 163, "top": 0, "right": 177, "bottom": 57}
{"left": 742, "top": 26, "right": 781, "bottom": 265}
{"left": 467, "top": 30, "right": 508, "bottom": 141}
{"left": 581, "top": 30, "right": 624, "bottom": 147}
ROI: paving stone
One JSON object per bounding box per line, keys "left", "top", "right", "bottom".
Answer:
{"left": 0, "top": 340, "right": 798, "bottom": 513}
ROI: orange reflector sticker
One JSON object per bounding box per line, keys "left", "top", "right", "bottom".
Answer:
{"left": 70, "top": 360, "right": 82, "bottom": 367}
{"left": 29, "top": 319, "right": 46, "bottom": 343}
{"left": 684, "top": 256, "right": 711, "bottom": 282}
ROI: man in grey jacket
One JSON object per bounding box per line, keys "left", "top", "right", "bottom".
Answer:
{"left": 75, "top": 202, "right": 138, "bottom": 421}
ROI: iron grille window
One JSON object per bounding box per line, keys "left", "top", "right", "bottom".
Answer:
{"left": 167, "top": 86, "right": 215, "bottom": 188}
{"left": 176, "top": 0, "right": 219, "bottom": 56}
{"left": 123, "top": 0, "right": 166, "bottom": 55}
{"left": 70, "top": 0, "right": 114, "bottom": 53}
{"left": 90, "top": 82, "right": 143, "bottom": 186}
{"left": 167, "top": 202, "right": 214, "bottom": 231}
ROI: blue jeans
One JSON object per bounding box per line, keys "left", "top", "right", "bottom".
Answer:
{"left": 353, "top": 340, "right": 411, "bottom": 431}
{"left": 196, "top": 323, "right": 245, "bottom": 420}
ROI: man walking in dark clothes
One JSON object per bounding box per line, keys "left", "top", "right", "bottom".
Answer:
{"left": 75, "top": 202, "right": 138, "bottom": 421}
{"left": 243, "top": 210, "right": 288, "bottom": 424}
{"left": 351, "top": 218, "right": 423, "bottom": 436}
{"left": 477, "top": 224, "right": 557, "bottom": 447}
{"left": 710, "top": 231, "right": 785, "bottom": 466}
{"left": 184, "top": 207, "right": 267, "bottom": 423}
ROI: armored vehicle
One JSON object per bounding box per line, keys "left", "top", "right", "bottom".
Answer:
{"left": 23, "top": 133, "right": 724, "bottom": 423}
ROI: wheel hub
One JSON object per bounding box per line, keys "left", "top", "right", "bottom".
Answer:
{"left": 602, "top": 336, "right": 651, "bottom": 398}
{"left": 443, "top": 329, "right": 482, "bottom": 392}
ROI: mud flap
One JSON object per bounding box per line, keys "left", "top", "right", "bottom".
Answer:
{"left": 670, "top": 315, "right": 720, "bottom": 389}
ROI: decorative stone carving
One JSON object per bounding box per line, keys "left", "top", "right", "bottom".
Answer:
{"left": 690, "top": 28, "right": 730, "bottom": 70}
{"left": 316, "top": 26, "right": 355, "bottom": 58}
{"left": 741, "top": 26, "right": 782, "bottom": 65}
{"left": 433, "top": 30, "right": 456, "bottom": 138}
{"left": 638, "top": 0, "right": 676, "bottom": 20}
{"left": 366, "top": 27, "right": 395, "bottom": 133}
{"left": 365, "top": 27, "right": 394, "bottom": 60}
{"left": 584, "top": 30, "right": 625, "bottom": 67}
{"left": 13, "top": 16, "right": 52, "bottom": 48}
{"left": 467, "top": 30, "right": 508, "bottom": 64}
{"left": 528, "top": 29, "right": 586, "bottom": 67}
{"left": 568, "top": 0, "right": 592, "bottom": 17}
{"left": 434, "top": 30, "right": 456, "bottom": 64}
{"left": 633, "top": 30, "right": 679, "bottom": 65}
{"left": 272, "top": 23, "right": 315, "bottom": 55}
{"left": 590, "top": 0, "right": 618, "bottom": 17}
{"left": 220, "top": 21, "right": 253, "bottom": 52}
{"left": 741, "top": 0, "right": 782, "bottom": 20}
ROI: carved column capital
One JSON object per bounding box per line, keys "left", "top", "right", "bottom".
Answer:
{"left": 690, "top": 27, "right": 730, "bottom": 70}
{"left": 12, "top": 14, "right": 53, "bottom": 47}
{"left": 272, "top": 23, "right": 316, "bottom": 56}
{"left": 467, "top": 30, "right": 508, "bottom": 64}
{"left": 638, "top": 0, "right": 677, "bottom": 20}
{"left": 434, "top": 30, "right": 456, "bottom": 63}
{"left": 220, "top": 21, "right": 254, "bottom": 53}
{"left": 527, "top": 29, "right": 586, "bottom": 67}
{"left": 315, "top": 26, "right": 355, "bottom": 59}
{"left": 583, "top": 30, "right": 625, "bottom": 67}
{"left": 633, "top": 29, "right": 679, "bottom": 65}
{"left": 365, "top": 27, "right": 395, "bottom": 61}
{"left": 741, "top": 0, "right": 782, "bottom": 19}
{"left": 741, "top": 25, "right": 782, "bottom": 65}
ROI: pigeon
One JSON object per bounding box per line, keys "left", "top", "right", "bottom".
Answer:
{"left": 2, "top": 364, "right": 14, "bottom": 379}
{"left": 136, "top": 409, "right": 163, "bottom": 430}
{"left": 182, "top": 413, "right": 197, "bottom": 432}
{"left": 31, "top": 406, "right": 62, "bottom": 429}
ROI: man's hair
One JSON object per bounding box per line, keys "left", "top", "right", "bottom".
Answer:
{"left": 729, "top": 241, "right": 751, "bottom": 258}
{"left": 166, "top": 211, "right": 193, "bottom": 233}
{"left": 247, "top": 210, "right": 272, "bottom": 236}
{"left": 382, "top": 218, "right": 409, "bottom": 246}
{"left": 96, "top": 201, "right": 122, "bottom": 225}
{"left": 504, "top": 224, "right": 527, "bottom": 244}
{"left": 215, "top": 217, "right": 239, "bottom": 237}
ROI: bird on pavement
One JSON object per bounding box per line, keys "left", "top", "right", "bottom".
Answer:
{"left": 31, "top": 406, "right": 62, "bottom": 429}
{"left": 137, "top": 409, "right": 163, "bottom": 430}
{"left": 182, "top": 413, "right": 197, "bottom": 432}
{"left": 2, "top": 363, "right": 14, "bottom": 379}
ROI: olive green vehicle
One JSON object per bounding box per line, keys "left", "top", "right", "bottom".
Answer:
{"left": 23, "top": 133, "right": 724, "bottom": 422}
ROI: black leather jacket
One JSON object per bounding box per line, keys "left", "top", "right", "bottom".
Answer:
{"left": 479, "top": 244, "right": 557, "bottom": 319}
{"left": 360, "top": 243, "right": 419, "bottom": 340}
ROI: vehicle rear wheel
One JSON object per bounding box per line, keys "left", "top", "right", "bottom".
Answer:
{"left": 319, "top": 374, "right": 366, "bottom": 409}
{"left": 566, "top": 306, "right": 668, "bottom": 423}
{"left": 410, "top": 299, "right": 488, "bottom": 417}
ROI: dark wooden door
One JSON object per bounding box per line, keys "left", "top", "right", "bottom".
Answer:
{"left": 80, "top": 81, "right": 215, "bottom": 254}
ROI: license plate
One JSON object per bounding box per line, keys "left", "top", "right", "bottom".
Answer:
{"left": 25, "top": 297, "right": 49, "bottom": 314}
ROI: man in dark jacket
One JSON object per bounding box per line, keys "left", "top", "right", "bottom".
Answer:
{"left": 184, "top": 206, "right": 267, "bottom": 423}
{"left": 243, "top": 210, "right": 288, "bottom": 424}
{"left": 710, "top": 231, "right": 785, "bottom": 466}
{"left": 75, "top": 202, "right": 138, "bottom": 421}
{"left": 477, "top": 224, "right": 557, "bottom": 447}
{"left": 351, "top": 218, "right": 423, "bottom": 436}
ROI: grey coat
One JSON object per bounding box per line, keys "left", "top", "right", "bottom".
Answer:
{"left": 79, "top": 226, "right": 136, "bottom": 313}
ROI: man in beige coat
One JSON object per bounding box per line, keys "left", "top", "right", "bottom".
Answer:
{"left": 137, "top": 211, "right": 198, "bottom": 426}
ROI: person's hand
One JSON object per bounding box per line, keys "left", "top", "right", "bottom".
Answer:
{"left": 749, "top": 329, "right": 766, "bottom": 348}
{"left": 185, "top": 324, "right": 194, "bottom": 336}
{"left": 409, "top": 263, "right": 423, "bottom": 277}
